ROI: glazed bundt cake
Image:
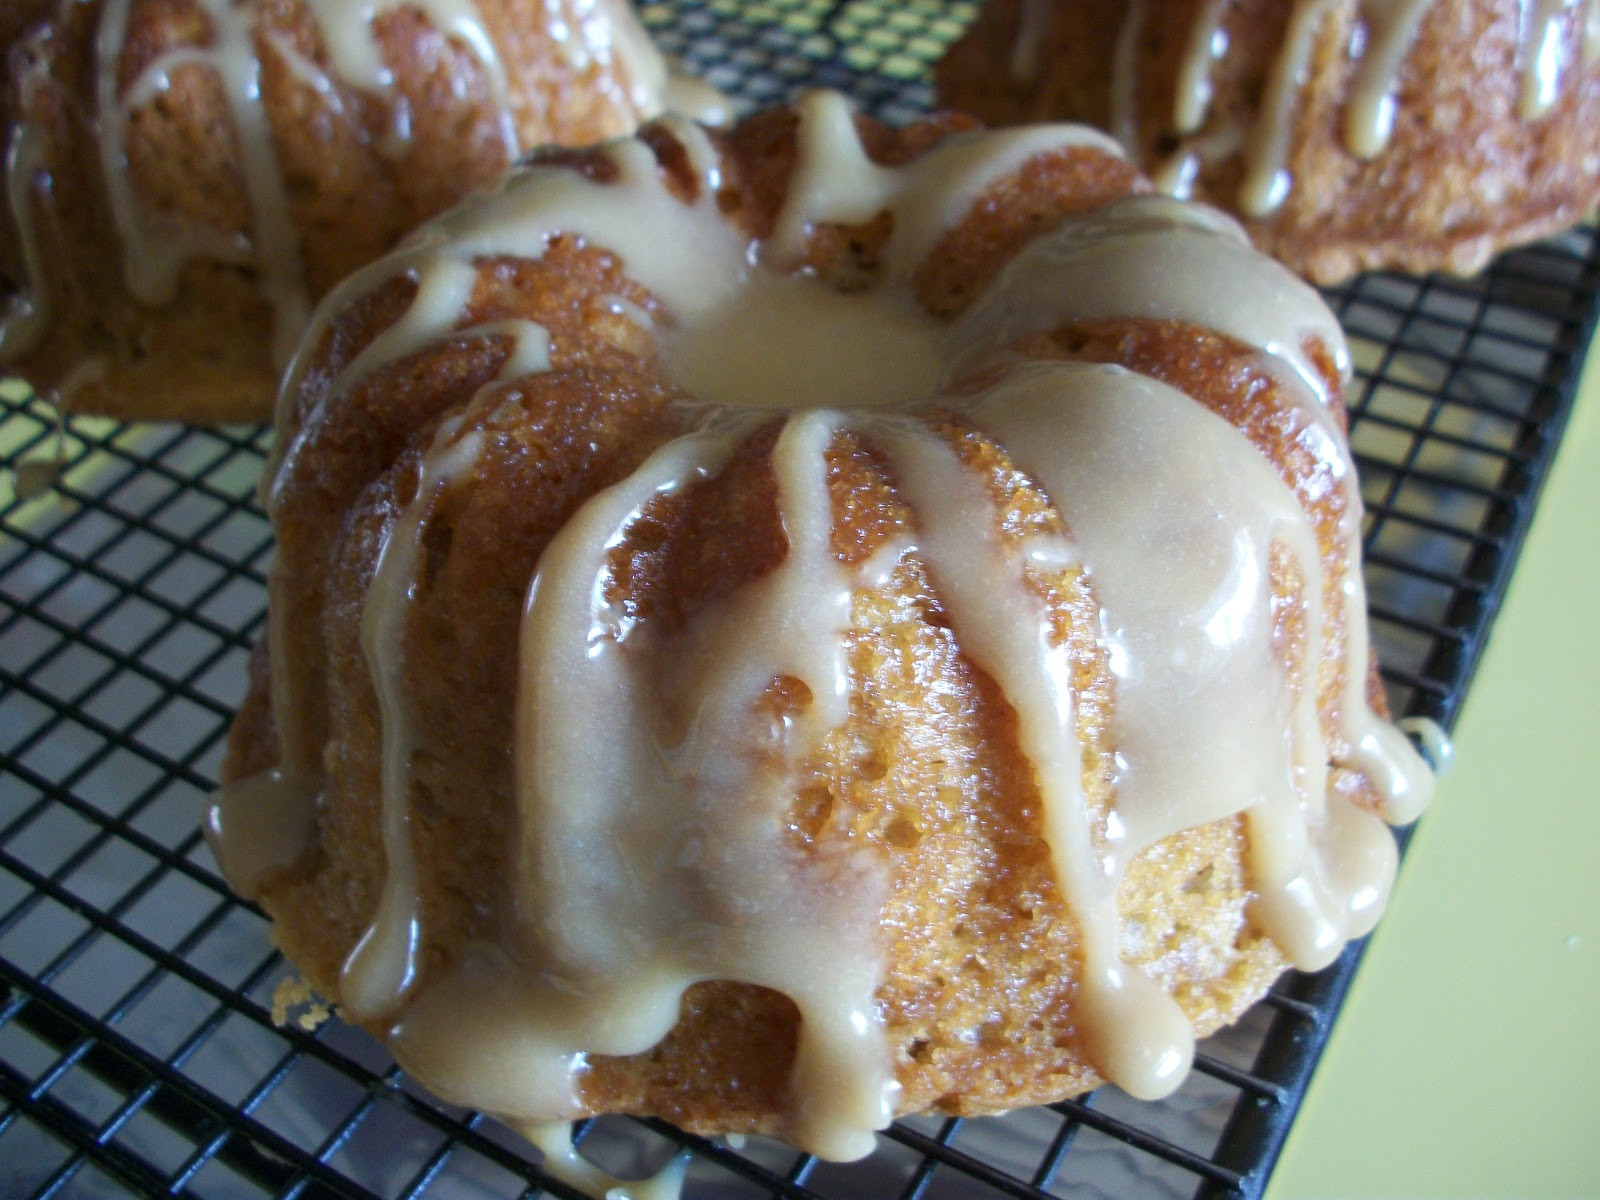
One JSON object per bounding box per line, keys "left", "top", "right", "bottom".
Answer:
{"left": 208, "top": 92, "right": 1433, "bottom": 1161}
{"left": 937, "top": 0, "right": 1600, "bottom": 283}
{"left": 0, "top": 0, "right": 718, "bottom": 422}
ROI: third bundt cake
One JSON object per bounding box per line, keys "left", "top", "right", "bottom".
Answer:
{"left": 0, "top": 0, "right": 718, "bottom": 421}
{"left": 937, "top": 0, "right": 1600, "bottom": 283}
{"left": 208, "top": 91, "right": 1433, "bottom": 1162}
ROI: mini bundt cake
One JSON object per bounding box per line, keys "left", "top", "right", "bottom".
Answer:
{"left": 208, "top": 91, "right": 1433, "bottom": 1161}
{"left": 0, "top": 0, "right": 718, "bottom": 422}
{"left": 936, "top": 0, "right": 1600, "bottom": 283}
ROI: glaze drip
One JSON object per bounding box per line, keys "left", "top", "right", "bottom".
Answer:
{"left": 1007, "top": 0, "right": 1054, "bottom": 82}
{"left": 520, "top": 1121, "right": 690, "bottom": 1200}
{"left": 1517, "top": 0, "right": 1600, "bottom": 117}
{"left": 212, "top": 91, "right": 1433, "bottom": 1160}
{"left": 342, "top": 420, "right": 487, "bottom": 1020}
{"left": 309, "top": 0, "right": 520, "bottom": 158}
{"left": 0, "top": 123, "right": 50, "bottom": 359}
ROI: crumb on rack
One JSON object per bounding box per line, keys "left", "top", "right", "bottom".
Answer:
{"left": 271, "top": 974, "right": 332, "bottom": 1031}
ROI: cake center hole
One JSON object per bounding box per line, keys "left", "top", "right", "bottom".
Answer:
{"left": 662, "top": 266, "right": 945, "bottom": 411}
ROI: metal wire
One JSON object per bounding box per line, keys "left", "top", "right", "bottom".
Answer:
{"left": 2, "top": 0, "right": 1598, "bottom": 1196}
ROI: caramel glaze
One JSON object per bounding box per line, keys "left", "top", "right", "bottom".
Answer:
{"left": 215, "top": 97, "right": 1430, "bottom": 1159}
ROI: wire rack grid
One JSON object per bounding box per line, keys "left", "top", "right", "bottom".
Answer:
{"left": 2, "top": 1, "right": 1598, "bottom": 1197}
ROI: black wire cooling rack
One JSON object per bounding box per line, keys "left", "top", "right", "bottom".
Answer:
{"left": 2, "top": 1, "right": 1598, "bottom": 1197}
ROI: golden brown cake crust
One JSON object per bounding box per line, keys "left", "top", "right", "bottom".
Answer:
{"left": 0, "top": 0, "right": 661, "bottom": 421}
{"left": 220, "top": 104, "right": 1398, "bottom": 1140}
{"left": 936, "top": 0, "right": 1600, "bottom": 283}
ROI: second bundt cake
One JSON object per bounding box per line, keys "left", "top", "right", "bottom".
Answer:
{"left": 208, "top": 91, "right": 1433, "bottom": 1161}
{"left": 0, "top": 0, "right": 715, "bottom": 421}
{"left": 937, "top": 0, "right": 1600, "bottom": 283}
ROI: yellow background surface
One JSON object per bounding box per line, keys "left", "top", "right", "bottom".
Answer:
{"left": 1268, "top": 345, "right": 1600, "bottom": 1196}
